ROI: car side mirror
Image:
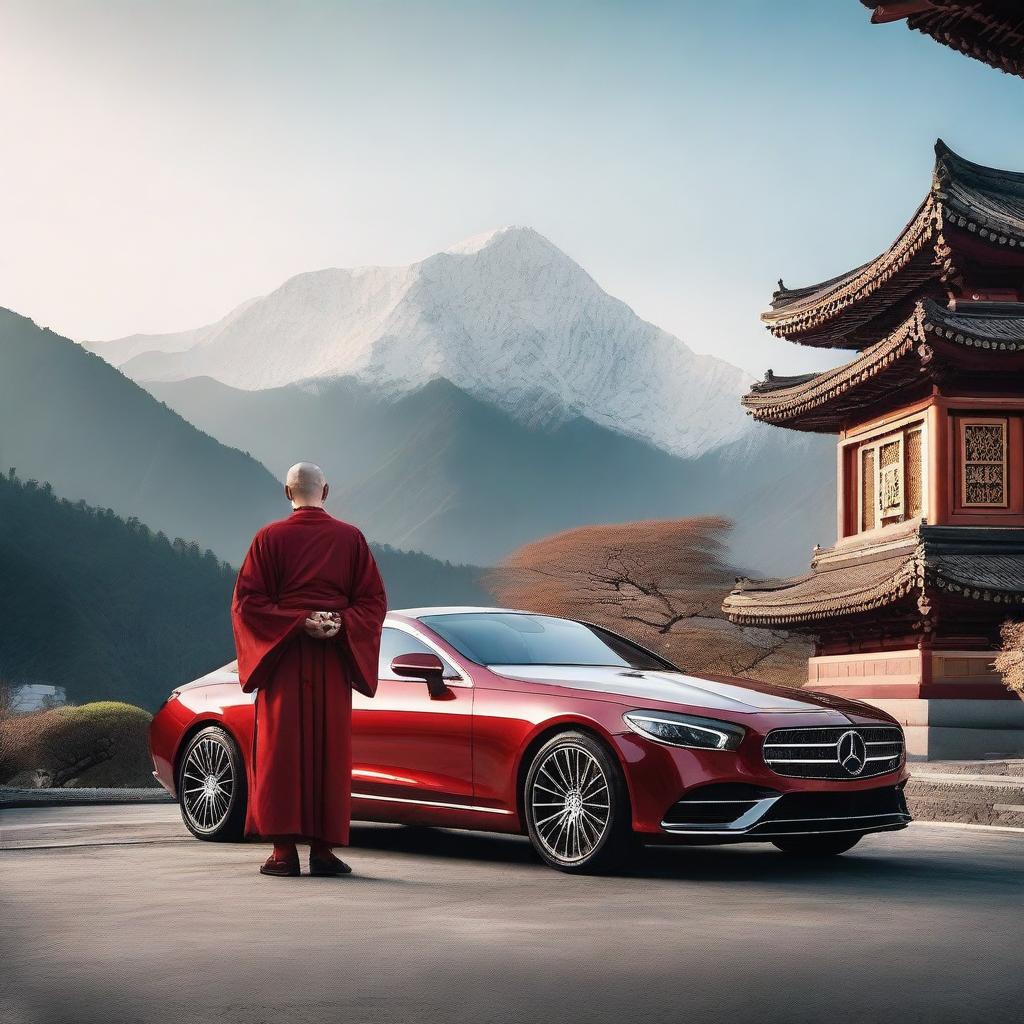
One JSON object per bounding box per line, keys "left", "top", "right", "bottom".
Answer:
{"left": 390, "top": 653, "right": 450, "bottom": 699}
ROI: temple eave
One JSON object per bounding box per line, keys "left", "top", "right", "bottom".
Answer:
{"left": 762, "top": 140, "right": 1024, "bottom": 346}
{"left": 862, "top": 2, "right": 1024, "bottom": 80}
{"left": 743, "top": 299, "right": 1024, "bottom": 432}
{"left": 724, "top": 526, "right": 1024, "bottom": 630}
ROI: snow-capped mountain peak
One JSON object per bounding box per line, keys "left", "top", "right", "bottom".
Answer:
{"left": 85, "top": 229, "right": 753, "bottom": 458}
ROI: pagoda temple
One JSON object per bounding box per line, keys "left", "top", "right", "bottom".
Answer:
{"left": 724, "top": 141, "right": 1024, "bottom": 759}
{"left": 860, "top": 2, "right": 1024, "bottom": 79}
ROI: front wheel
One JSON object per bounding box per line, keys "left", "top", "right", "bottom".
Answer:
{"left": 524, "top": 731, "right": 634, "bottom": 874}
{"left": 177, "top": 725, "right": 247, "bottom": 842}
{"left": 772, "top": 834, "right": 863, "bottom": 857}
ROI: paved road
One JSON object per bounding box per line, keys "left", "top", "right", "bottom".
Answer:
{"left": 1, "top": 806, "right": 1021, "bottom": 1024}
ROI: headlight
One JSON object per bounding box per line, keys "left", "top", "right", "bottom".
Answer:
{"left": 623, "top": 710, "right": 745, "bottom": 751}
{"left": 158, "top": 689, "right": 182, "bottom": 711}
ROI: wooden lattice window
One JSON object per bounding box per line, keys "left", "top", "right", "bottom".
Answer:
{"left": 856, "top": 422, "right": 925, "bottom": 533}
{"left": 960, "top": 418, "right": 1008, "bottom": 508}
{"left": 861, "top": 448, "right": 876, "bottom": 531}
{"left": 878, "top": 436, "right": 904, "bottom": 519}
{"left": 905, "top": 429, "right": 923, "bottom": 519}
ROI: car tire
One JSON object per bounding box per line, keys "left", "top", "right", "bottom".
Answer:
{"left": 177, "top": 725, "right": 247, "bottom": 842}
{"left": 524, "top": 730, "right": 634, "bottom": 874}
{"left": 771, "top": 834, "right": 863, "bottom": 857}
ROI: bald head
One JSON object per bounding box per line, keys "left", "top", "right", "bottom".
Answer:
{"left": 285, "top": 462, "right": 328, "bottom": 508}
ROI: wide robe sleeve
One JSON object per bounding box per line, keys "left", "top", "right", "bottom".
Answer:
{"left": 232, "top": 531, "right": 309, "bottom": 694}
{"left": 339, "top": 531, "right": 387, "bottom": 699}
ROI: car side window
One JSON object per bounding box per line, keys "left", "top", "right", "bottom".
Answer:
{"left": 378, "top": 627, "right": 458, "bottom": 680}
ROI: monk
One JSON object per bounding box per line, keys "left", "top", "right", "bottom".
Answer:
{"left": 231, "top": 462, "right": 387, "bottom": 878}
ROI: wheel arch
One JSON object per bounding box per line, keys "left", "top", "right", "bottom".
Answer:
{"left": 513, "top": 718, "right": 633, "bottom": 829}
{"left": 172, "top": 715, "right": 245, "bottom": 796}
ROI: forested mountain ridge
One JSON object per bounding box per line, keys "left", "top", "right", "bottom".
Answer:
{"left": 0, "top": 472, "right": 238, "bottom": 708}
{"left": 0, "top": 473, "right": 488, "bottom": 709}
{"left": 0, "top": 306, "right": 283, "bottom": 564}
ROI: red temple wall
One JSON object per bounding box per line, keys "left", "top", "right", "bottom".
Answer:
{"left": 837, "top": 394, "right": 1024, "bottom": 538}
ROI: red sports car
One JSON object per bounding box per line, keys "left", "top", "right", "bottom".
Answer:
{"left": 150, "top": 607, "right": 911, "bottom": 872}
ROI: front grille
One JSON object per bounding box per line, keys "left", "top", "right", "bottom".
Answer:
{"left": 762, "top": 725, "right": 904, "bottom": 780}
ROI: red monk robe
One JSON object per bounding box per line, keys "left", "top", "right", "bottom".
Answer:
{"left": 231, "top": 507, "right": 387, "bottom": 847}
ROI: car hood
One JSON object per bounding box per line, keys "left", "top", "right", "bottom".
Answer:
{"left": 178, "top": 661, "right": 239, "bottom": 691}
{"left": 487, "top": 664, "right": 881, "bottom": 717}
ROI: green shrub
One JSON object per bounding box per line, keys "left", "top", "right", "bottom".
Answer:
{"left": 0, "top": 700, "right": 155, "bottom": 788}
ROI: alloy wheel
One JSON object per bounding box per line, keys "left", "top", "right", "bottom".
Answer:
{"left": 530, "top": 743, "right": 611, "bottom": 865}
{"left": 181, "top": 734, "right": 235, "bottom": 835}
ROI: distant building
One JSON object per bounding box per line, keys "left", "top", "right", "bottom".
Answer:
{"left": 861, "top": 2, "right": 1024, "bottom": 80}
{"left": 9, "top": 683, "right": 67, "bottom": 713}
{"left": 724, "top": 141, "right": 1024, "bottom": 760}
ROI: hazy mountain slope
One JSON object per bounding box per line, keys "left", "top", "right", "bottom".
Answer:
{"left": 90, "top": 227, "right": 752, "bottom": 459}
{"left": 0, "top": 473, "right": 488, "bottom": 709}
{"left": 0, "top": 307, "right": 283, "bottom": 564}
{"left": 92, "top": 296, "right": 263, "bottom": 366}
{"left": 0, "top": 307, "right": 495, "bottom": 593}
{"left": 145, "top": 375, "right": 834, "bottom": 576}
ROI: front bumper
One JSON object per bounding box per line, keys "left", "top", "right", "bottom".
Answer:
{"left": 615, "top": 711, "right": 912, "bottom": 842}
{"left": 659, "top": 782, "right": 911, "bottom": 840}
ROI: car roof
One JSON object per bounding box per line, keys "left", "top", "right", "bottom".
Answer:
{"left": 388, "top": 606, "right": 534, "bottom": 621}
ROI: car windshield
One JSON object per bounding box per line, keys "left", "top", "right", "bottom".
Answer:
{"left": 418, "top": 612, "right": 673, "bottom": 670}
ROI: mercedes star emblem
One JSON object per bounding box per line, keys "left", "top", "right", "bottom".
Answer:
{"left": 837, "top": 730, "right": 867, "bottom": 776}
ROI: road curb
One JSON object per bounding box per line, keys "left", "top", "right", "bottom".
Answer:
{"left": 913, "top": 820, "right": 1024, "bottom": 835}
{"left": 0, "top": 787, "right": 175, "bottom": 809}
{"left": 905, "top": 773, "right": 1024, "bottom": 828}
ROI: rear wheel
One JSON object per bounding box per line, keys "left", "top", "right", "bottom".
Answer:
{"left": 772, "top": 834, "right": 863, "bottom": 857}
{"left": 177, "top": 725, "right": 247, "bottom": 842}
{"left": 524, "top": 731, "right": 634, "bottom": 874}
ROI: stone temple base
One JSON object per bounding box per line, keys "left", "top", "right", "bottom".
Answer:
{"left": 804, "top": 648, "right": 1024, "bottom": 760}
{"left": 864, "top": 698, "right": 1024, "bottom": 760}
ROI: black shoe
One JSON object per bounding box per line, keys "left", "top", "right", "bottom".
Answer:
{"left": 309, "top": 851, "right": 353, "bottom": 876}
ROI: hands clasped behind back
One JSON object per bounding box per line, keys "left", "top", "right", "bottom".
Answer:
{"left": 305, "top": 610, "right": 343, "bottom": 639}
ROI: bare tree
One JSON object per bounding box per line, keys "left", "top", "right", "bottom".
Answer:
{"left": 0, "top": 680, "right": 16, "bottom": 781}
{"left": 486, "top": 517, "right": 809, "bottom": 687}
{"left": 995, "top": 621, "right": 1024, "bottom": 695}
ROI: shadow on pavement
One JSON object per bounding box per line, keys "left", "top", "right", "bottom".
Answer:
{"left": 349, "top": 822, "right": 1017, "bottom": 892}
{"left": 350, "top": 823, "right": 537, "bottom": 865}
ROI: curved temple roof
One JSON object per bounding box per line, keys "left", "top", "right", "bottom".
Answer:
{"left": 744, "top": 298, "right": 1024, "bottom": 431}
{"left": 723, "top": 525, "right": 1024, "bottom": 629}
{"left": 763, "top": 141, "right": 1024, "bottom": 348}
{"left": 861, "top": 2, "right": 1024, "bottom": 80}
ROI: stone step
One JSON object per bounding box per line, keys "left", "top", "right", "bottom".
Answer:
{"left": 906, "top": 773, "right": 1024, "bottom": 828}
{"left": 912, "top": 758, "right": 1024, "bottom": 777}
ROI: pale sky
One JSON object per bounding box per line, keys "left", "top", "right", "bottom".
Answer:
{"left": 2, "top": 0, "right": 1022, "bottom": 376}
